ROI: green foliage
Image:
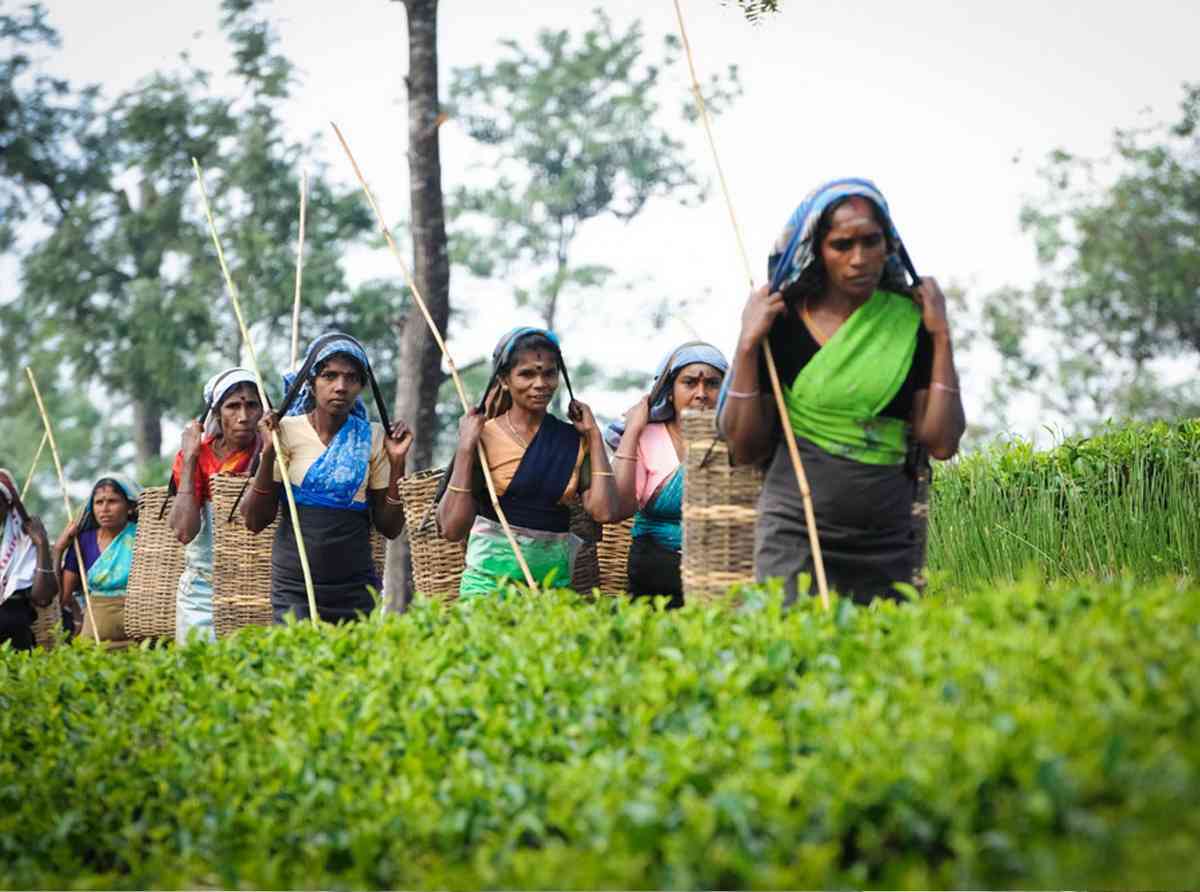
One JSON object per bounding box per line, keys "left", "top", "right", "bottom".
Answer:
{"left": 447, "top": 9, "right": 739, "bottom": 331}
{"left": 2, "top": 580, "right": 1198, "bottom": 888}
{"left": 0, "top": 0, "right": 388, "bottom": 477}
{"left": 724, "top": 0, "right": 783, "bottom": 21}
{"left": 930, "top": 420, "right": 1200, "bottom": 589}
{"left": 984, "top": 82, "right": 1200, "bottom": 424}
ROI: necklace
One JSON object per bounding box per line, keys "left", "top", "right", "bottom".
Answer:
{"left": 504, "top": 411, "right": 529, "bottom": 449}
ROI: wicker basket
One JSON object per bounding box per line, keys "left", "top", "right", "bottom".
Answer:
{"left": 398, "top": 468, "right": 464, "bottom": 600}
{"left": 595, "top": 518, "right": 633, "bottom": 596}
{"left": 209, "top": 475, "right": 391, "bottom": 636}
{"left": 30, "top": 595, "right": 60, "bottom": 650}
{"left": 124, "top": 487, "right": 187, "bottom": 640}
{"left": 568, "top": 498, "right": 601, "bottom": 592}
{"left": 680, "top": 409, "right": 764, "bottom": 603}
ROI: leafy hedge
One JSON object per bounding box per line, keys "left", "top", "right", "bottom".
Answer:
{"left": 2, "top": 580, "right": 1198, "bottom": 889}
{"left": 930, "top": 419, "right": 1200, "bottom": 588}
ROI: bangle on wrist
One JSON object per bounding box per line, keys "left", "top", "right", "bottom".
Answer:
{"left": 252, "top": 484, "right": 275, "bottom": 496}
{"left": 591, "top": 469, "right": 614, "bottom": 477}
{"left": 613, "top": 452, "right": 637, "bottom": 461}
{"left": 385, "top": 494, "right": 403, "bottom": 506}
{"left": 447, "top": 484, "right": 473, "bottom": 495}
{"left": 725, "top": 388, "right": 760, "bottom": 399}
{"left": 931, "top": 381, "right": 959, "bottom": 394}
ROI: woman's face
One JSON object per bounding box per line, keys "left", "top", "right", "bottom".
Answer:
{"left": 217, "top": 383, "right": 263, "bottom": 450}
{"left": 313, "top": 356, "right": 365, "bottom": 417}
{"left": 670, "top": 362, "right": 724, "bottom": 412}
{"left": 820, "top": 196, "right": 888, "bottom": 301}
{"left": 92, "top": 484, "right": 131, "bottom": 532}
{"left": 503, "top": 349, "right": 559, "bottom": 414}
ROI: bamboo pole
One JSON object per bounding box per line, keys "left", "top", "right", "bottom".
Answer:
{"left": 24, "top": 369, "right": 101, "bottom": 643}
{"left": 191, "top": 159, "right": 321, "bottom": 625}
{"left": 670, "top": 0, "right": 830, "bottom": 610}
{"left": 330, "top": 122, "right": 538, "bottom": 590}
{"left": 19, "top": 433, "right": 48, "bottom": 501}
{"left": 290, "top": 169, "right": 308, "bottom": 368}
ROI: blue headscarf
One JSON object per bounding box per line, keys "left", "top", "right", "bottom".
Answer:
{"left": 604, "top": 341, "right": 728, "bottom": 450}
{"left": 282, "top": 334, "right": 371, "bottom": 419}
{"left": 82, "top": 474, "right": 143, "bottom": 532}
{"left": 767, "top": 177, "right": 906, "bottom": 295}
{"left": 492, "top": 326, "right": 563, "bottom": 372}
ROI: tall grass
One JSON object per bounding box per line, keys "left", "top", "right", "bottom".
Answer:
{"left": 929, "top": 420, "right": 1200, "bottom": 589}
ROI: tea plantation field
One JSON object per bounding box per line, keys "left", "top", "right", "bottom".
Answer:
{"left": 2, "top": 579, "right": 1197, "bottom": 889}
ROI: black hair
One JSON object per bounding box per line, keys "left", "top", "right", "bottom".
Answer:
{"left": 782, "top": 195, "right": 909, "bottom": 306}
{"left": 498, "top": 333, "right": 561, "bottom": 377}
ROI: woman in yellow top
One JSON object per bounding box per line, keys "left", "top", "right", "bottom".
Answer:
{"left": 437, "top": 327, "right": 619, "bottom": 597}
{"left": 242, "top": 333, "right": 412, "bottom": 622}
{"left": 719, "top": 178, "right": 965, "bottom": 604}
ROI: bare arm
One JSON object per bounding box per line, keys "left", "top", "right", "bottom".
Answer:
{"left": 910, "top": 278, "right": 966, "bottom": 460}
{"left": 25, "top": 517, "right": 58, "bottom": 608}
{"left": 611, "top": 397, "right": 650, "bottom": 522}
{"left": 437, "top": 410, "right": 484, "bottom": 543}
{"left": 240, "top": 417, "right": 281, "bottom": 533}
{"left": 168, "top": 421, "right": 205, "bottom": 545}
{"left": 569, "top": 401, "right": 619, "bottom": 525}
{"left": 367, "top": 421, "right": 413, "bottom": 539}
{"left": 719, "top": 285, "right": 785, "bottom": 466}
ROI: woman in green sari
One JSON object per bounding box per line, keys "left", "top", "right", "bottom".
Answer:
{"left": 719, "top": 178, "right": 965, "bottom": 604}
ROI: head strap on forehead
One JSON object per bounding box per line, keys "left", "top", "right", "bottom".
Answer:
{"left": 279, "top": 331, "right": 392, "bottom": 433}
{"left": 477, "top": 326, "right": 574, "bottom": 413}
{"left": 0, "top": 469, "right": 28, "bottom": 524}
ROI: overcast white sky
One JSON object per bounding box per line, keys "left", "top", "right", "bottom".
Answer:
{"left": 34, "top": 0, "right": 1200, "bottom": 439}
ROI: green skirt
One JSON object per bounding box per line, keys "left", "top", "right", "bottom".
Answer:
{"left": 459, "top": 516, "right": 580, "bottom": 598}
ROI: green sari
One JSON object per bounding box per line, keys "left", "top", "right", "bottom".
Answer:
{"left": 784, "top": 290, "right": 921, "bottom": 465}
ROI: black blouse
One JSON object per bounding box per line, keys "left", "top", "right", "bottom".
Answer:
{"left": 761, "top": 305, "right": 934, "bottom": 421}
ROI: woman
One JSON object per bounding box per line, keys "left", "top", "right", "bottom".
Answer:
{"left": 169, "top": 368, "right": 263, "bottom": 643}
{"left": 57, "top": 474, "right": 142, "bottom": 644}
{"left": 719, "top": 178, "right": 965, "bottom": 604}
{"left": 242, "top": 333, "right": 412, "bottom": 623}
{"left": 0, "top": 469, "right": 57, "bottom": 651}
{"left": 438, "top": 327, "right": 619, "bottom": 597}
{"left": 606, "top": 342, "right": 728, "bottom": 606}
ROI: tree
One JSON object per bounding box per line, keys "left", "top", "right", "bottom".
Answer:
{"left": 381, "top": 0, "right": 453, "bottom": 607}
{"left": 447, "top": 10, "right": 739, "bottom": 332}
{"left": 0, "top": 1, "right": 379, "bottom": 471}
{"left": 984, "top": 82, "right": 1200, "bottom": 428}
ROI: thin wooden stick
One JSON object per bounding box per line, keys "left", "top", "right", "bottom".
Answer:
{"left": 330, "top": 122, "right": 538, "bottom": 590}
{"left": 192, "top": 159, "right": 321, "bottom": 625}
{"left": 19, "top": 433, "right": 48, "bottom": 502}
{"left": 671, "top": 0, "right": 830, "bottom": 609}
{"left": 290, "top": 169, "right": 308, "bottom": 368}
{"left": 24, "top": 369, "right": 101, "bottom": 642}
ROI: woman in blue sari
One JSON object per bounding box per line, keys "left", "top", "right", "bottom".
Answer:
{"left": 241, "top": 333, "right": 413, "bottom": 623}
{"left": 437, "top": 327, "right": 620, "bottom": 597}
{"left": 606, "top": 342, "right": 728, "bottom": 606}
{"left": 56, "top": 474, "right": 141, "bottom": 644}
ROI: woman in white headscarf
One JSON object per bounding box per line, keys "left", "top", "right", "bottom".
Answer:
{"left": 0, "top": 469, "right": 57, "bottom": 651}
{"left": 168, "top": 368, "right": 263, "bottom": 642}
{"left": 605, "top": 342, "right": 728, "bottom": 606}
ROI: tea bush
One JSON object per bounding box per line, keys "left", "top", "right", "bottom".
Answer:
{"left": 2, "top": 579, "right": 1198, "bottom": 889}
{"left": 930, "top": 419, "right": 1200, "bottom": 587}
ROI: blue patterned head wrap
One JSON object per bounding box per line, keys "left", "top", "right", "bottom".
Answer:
{"left": 492, "top": 326, "right": 562, "bottom": 373}
{"left": 767, "top": 177, "right": 905, "bottom": 294}
{"left": 282, "top": 333, "right": 371, "bottom": 419}
{"left": 604, "top": 341, "right": 728, "bottom": 449}
{"left": 82, "top": 473, "right": 143, "bottom": 531}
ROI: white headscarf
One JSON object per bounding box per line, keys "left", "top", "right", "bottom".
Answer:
{"left": 0, "top": 470, "right": 37, "bottom": 604}
{"left": 202, "top": 368, "right": 258, "bottom": 436}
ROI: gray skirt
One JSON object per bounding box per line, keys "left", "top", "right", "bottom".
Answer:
{"left": 755, "top": 436, "right": 916, "bottom": 605}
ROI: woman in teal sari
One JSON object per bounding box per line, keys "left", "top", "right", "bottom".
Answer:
{"left": 719, "top": 178, "right": 965, "bottom": 604}
{"left": 606, "top": 341, "right": 728, "bottom": 606}
{"left": 57, "top": 474, "right": 142, "bottom": 643}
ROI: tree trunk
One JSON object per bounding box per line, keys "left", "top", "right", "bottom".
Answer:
{"left": 132, "top": 397, "right": 163, "bottom": 468}
{"left": 385, "top": 0, "right": 452, "bottom": 611}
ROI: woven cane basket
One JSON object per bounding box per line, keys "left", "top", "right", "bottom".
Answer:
{"left": 398, "top": 468, "right": 465, "bottom": 600}
{"left": 124, "top": 487, "right": 186, "bottom": 640}
{"left": 568, "top": 498, "right": 601, "bottom": 592}
{"left": 31, "top": 595, "right": 60, "bottom": 650}
{"left": 681, "top": 409, "right": 764, "bottom": 603}
{"left": 210, "top": 475, "right": 391, "bottom": 636}
{"left": 595, "top": 517, "right": 633, "bottom": 596}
